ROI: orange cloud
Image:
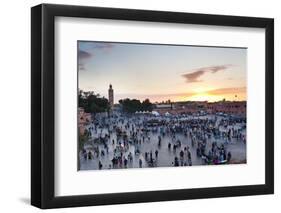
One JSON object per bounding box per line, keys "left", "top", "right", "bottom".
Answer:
{"left": 207, "top": 87, "right": 246, "bottom": 95}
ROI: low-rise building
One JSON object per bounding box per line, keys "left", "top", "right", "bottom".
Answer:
{"left": 153, "top": 100, "right": 246, "bottom": 117}
{"left": 78, "top": 107, "right": 92, "bottom": 135}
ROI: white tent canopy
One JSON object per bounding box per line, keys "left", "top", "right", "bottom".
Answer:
{"left": 165, "top": 112, "right": 170, "bottom": 116}
{"left": 151, "top": 111, "right": 160, "bottom": 116}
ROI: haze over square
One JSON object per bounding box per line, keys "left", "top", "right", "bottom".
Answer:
{"left": 78, "top": 41, "right": 246, "bottom": 103}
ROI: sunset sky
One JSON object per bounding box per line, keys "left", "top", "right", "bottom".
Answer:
{"left": 78, "top": 41, "right": 247, "bottom": 103}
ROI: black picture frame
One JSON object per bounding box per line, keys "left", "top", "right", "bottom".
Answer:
{"left": 31, "top": 3, "right": 274, "bottom": 209}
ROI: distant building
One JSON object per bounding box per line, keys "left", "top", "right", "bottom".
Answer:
{"left": 208, "top": 101, "right": 246, "bottom": 117}
{"left": 78, "top": 107, "right": 92, "bottom": 135}
{"left": 153, "top": 100, "right": 246, "bottom": 117}
{"left": 154, "top": 103, "right": 173, "bottom": 114}
{"left": 108, "top": 84, "right": 114, "bottom": 109}
{"left": 155, "top": 103, "right": 173, "bottom": 109}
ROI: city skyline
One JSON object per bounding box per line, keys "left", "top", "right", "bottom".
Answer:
{"left": 78, "top": 41, "right": 247, "bottom": 103}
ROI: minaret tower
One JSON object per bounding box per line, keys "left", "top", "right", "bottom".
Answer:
{"left": 108, "top": 84, "right": 114, "bottom": 109}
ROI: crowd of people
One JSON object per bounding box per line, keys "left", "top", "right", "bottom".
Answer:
{"left": 80, "top": 113, "right": 246, "bottom": 170}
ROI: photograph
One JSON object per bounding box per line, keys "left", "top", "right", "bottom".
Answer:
{"left": 29, "top": 3, "right": 274, "bottom": 209}
{"left": 77, "top": 41, "right": 247, "bottom": 171}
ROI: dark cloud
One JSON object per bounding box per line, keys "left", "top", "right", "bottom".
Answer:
{"left": 79, "top": 42, "right": 114, "bottom": 53}
{"left": 78, "top": 49, "right": 93, "bottom": 71}
{"left": 77, "top": 43, "right": 114, "bottom": 71}
{"left": 182, "top": 64, "right": 232, "bottom": 83}
{"left": 93, "top": 43, "right": 114, "bottom": 50}
{"left": 78, "top": 50, "right": 92, "bottom": 59}
{"left": 182, "top": 70, "right": 205, "bottom": 83}
{"left": 208, "top": 65, "right": 231, "bottom": 73}
{"left": 79, "top": 63, "right": 86, "bottom": 71}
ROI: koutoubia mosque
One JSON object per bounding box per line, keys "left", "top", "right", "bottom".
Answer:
{"left": 108, "top": 84, "right": 114, "bottom": 109}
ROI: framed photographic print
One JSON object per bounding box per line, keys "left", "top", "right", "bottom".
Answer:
{"left": 31, "top": 4, "right": 274, "bottom": 209}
